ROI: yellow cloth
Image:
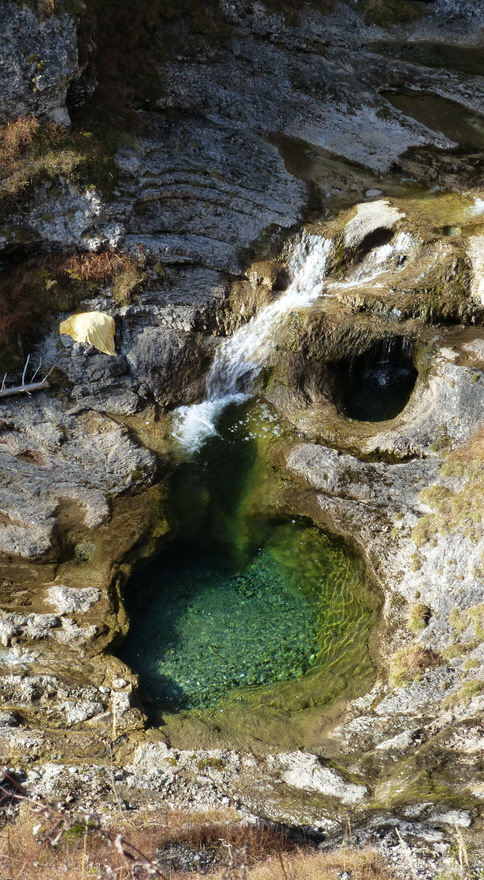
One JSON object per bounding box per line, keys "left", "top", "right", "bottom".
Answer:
{"left": 59, "top": 311, "right": 116, "bottom": 356}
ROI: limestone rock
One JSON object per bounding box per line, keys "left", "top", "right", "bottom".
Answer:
{"left": 45, "top": 586, "right": 101, "bottom": 614}
{"left": 344, "top": 201, "right": 405, "bottom": 250}
{"left": 0, "top": 0, "right": 78, "bottom": 124}
{"left": 276, "top": 752, "right": 368, "bottom": 804}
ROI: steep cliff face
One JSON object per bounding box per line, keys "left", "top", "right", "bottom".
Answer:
{"left": 1, "top": 0, "right": 484, "bottom": 874}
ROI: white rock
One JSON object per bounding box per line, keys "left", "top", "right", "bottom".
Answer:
{"left": 344, "top": 200, "right": 405, "bottom": 249}
{"left": 277, "top": 752, "right": 368, "bottom": 804}
{"left": 46, "top": 586, "right": 101, "bottom": 614}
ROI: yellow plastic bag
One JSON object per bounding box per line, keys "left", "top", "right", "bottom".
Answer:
{"left": 59, "top": 311, "right": 116, "bottom": 356}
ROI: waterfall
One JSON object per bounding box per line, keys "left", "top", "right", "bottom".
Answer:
{"left": 174, "top": 231, "right": 333, "bottom": 452}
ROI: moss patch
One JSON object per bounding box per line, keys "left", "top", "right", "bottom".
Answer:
{"left": 412, "top": 428, "right": 484, "bottom": 547}
{"left": 443, "top": 679, "right": 484, "bottom": 709}
{"left": 358, "top": 0, "right": 427, "bottom": 27}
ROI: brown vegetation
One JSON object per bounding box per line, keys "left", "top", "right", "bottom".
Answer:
{"left": 0, "top": 115, "right": 40, "bottom": 167}
{"left": 0, "top": 115, "right": 117, "bottom": 211}
{"left": 0, "top": 785, "right": 397, "bottom": 880}
{"left": 388, "top": 644, "right": 440, "bottom": 687}
{"left": 0, "top": 249, "right": 145, "bottom": 368}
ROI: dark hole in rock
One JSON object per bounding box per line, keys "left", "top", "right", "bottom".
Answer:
{"left": 331, "top": 337, "right": 417, "bottom": 423}
{"left": 356, "top": 227, "right": 394, "bottom": 255}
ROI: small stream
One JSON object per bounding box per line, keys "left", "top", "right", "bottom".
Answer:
{"left": 118, "top": 228, "right": 396, "bottom": 734}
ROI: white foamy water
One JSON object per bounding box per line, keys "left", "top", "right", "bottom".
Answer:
{"left": 467, "top": 196, "right": 484, "bottom": 216}
{"left": 330, "top": 231, "right": 417, "bottom": 291}
{"left": 174, "top": 231, "right": 333, "bottom": 453}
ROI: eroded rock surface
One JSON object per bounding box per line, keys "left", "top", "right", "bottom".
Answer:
{"left": 1, "top": 0, "right": 484, "bottom": 875}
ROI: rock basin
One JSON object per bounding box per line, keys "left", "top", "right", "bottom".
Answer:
{"left": 0, "top": 0, "right": 484, "bottom": 874}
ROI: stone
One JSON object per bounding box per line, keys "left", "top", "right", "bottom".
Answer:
{"left": 45, "top": 586, "right": 101, "bottom": 614}
{"left": 467, "top": 235, "right": 484, "bottom": 305}
{"left": 0, "top": 711, "right": 18, "bottom": 728}
{"left": 0, "top": 0, "right": 78, "bottom": 124}
{"left": 276, "top": 753, "right": 368, "bottom": 804}
{"left": 344, "top": 201, "right": 405, "bottom": 250}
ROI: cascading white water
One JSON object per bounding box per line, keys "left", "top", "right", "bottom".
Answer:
{"left": 173, "top": 231, "right": 333, "bottom": 452}
{"left": 329, "top": 231, "right": 418, "bottom": 290}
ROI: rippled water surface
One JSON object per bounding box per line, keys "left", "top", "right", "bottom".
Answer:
{"left": 119, "top": 401, "right": 380, "bottom": 719}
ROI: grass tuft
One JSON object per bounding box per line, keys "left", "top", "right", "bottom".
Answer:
{"left": 388, "top": 644, "right": 440, "bottom": 687}
{"left": 407, "top": 603, "right": 432, "bottom": 633}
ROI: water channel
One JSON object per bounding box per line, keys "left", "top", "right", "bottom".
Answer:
{"left": 118, "top": 229, "right": 384, "bottom": 741}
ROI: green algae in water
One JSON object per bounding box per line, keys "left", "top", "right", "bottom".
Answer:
{"left": 119, "top": 401, "right": 379, "bottom": 715}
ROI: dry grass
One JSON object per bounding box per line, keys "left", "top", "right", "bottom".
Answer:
{"left": 0, "top": 783, "right": 397, "bottom": 880}
{"left": 0, "top": 115, "right": 40, "bottom": 166}
{"left": 245, "top": 847, "right": 394, "bottom": 880}
{"left": 388, "top": 644, "right": 440, "bottom": 687}
{"left": 407, "top": 602, "right": 432, "bottom": 633}
{"left": 64, "top": 251, "right": 147, "bottom": 304}
{"left": 0, "top": 116, "right": 117, "bottom": 210}
{"left": 0, "top": 249, "right": 145, "bottom": 368}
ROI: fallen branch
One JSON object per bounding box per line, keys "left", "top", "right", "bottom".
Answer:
{"left": 0, "top": 356, "right": 54, "bottom": 399}
{"left": 0, "top": 378, "right": 51, "bottom": 399}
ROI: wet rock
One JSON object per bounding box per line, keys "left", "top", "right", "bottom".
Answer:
{"left": 275, "top": 752, "right": 368, "bottom": 804}
{"left": 0, "top": 399, "right": 156, "bottom": 557}
{"left": 343, "top": 201, "right": 405, "bottom": 250}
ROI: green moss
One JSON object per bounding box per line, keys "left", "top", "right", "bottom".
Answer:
{"left": 462, "top": 658, "right": 479, "bottom": 672}
{"left": 469, "top": 604, "right": 484, "bottom": 639}
{"left": 196, "top": 757, "right": 226, "bottom": 772}
{"left": 443, "top": 679, "right": 484, "bottom": 709}
{"left": 166, "top": 756, "right": 178, "bottom": 766}
{"left": 449, "top": 608, "right": 469, "bottom": 635}
{"left": 411, "top": 553, "right": 422, "bottom": 573}
{"left": 440, "top": 643, "right": 467, "bottom": 662}
{"left": 359, "top": 0, "right": 426, "bottom": 26}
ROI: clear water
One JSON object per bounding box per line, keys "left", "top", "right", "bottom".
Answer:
{"left": 119, "top": 401, "right": 379, "bottom": 716}
{"left": 340, "top": 359, "right": 418, "bottom": 422}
